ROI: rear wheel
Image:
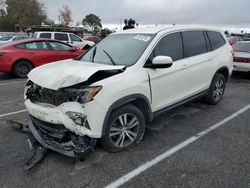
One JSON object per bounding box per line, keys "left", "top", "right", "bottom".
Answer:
{"left": 13, "top": 60, "right": 33, "bottom": 78}
{"left": 101, "top": 105, "right": 145, "bottom": 152}
{"left": 204, "top": 73, "right": 226, "bottom": 105}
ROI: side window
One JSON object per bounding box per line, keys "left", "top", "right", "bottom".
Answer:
{"left": 153, "top": 32, "right": 184, "bottom": 61}
{"left": 207, "top": 31, "right": 226, "bottom": 50}
{"left": 40, "top": 33, "right": 52, "bottom": 39}
{"left": 69, "top": 34, "right": 82, "bottom": 42}
{"left": 13, "top": 37, "right": 22, "bottom": 41}
{"left": 54, "top": 33, "right": 69, "bottom": 41}
{"left": 49, "top": 41, "right": 71, "bottom": 50}
{"left": 15, "top": 44, "right": 26, "bottom": 49}
{"left": 182, "top": 31, "right": 207, "bottom": 57}
{"left": 25, "top": 42, "right": 50, "bottom": 50}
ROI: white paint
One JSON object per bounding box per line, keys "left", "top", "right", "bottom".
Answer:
{"left": 0, "top": 109, "right": 27, "bottom": 118}
{"left": 0, "top": 80, "right": 26, "bottom": 86}
{"left": 105, "top": 104, "right": 250, "bottom": 188}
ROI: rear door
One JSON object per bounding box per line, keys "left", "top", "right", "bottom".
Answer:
{"left": 146, "top": 32, "right": 191, "bottom": 111}
{"left": 23, "top": 41, "right": 55, "bottom": 66}
{"left": 182, "top": 30, "right": 214, "bottom": 94}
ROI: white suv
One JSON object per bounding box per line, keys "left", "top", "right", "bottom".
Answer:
{"left": 25, "top": 26, "right": 233, "bottom": 157}
{"left": 33, "top": 31, "right": 95, "bottom": 47}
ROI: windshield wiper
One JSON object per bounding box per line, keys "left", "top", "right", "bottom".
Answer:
{"left": 91, "top": 46, "right": 97, "bottom": 62}
{"left": 103, "top": 49, "right": 116, "bottom": 65}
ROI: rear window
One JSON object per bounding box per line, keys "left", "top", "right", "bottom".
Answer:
{"left": 182, "top": 31, "right": 207, "bottom": 57}
{"left": 40, "top": 33, "right": 52, "bottom": 39}
{"left": 207, "top": 31, "right": 226, "bottom": 50}
{"left": 233, "top": 42, "right": 250, "bottom": 52}
{"left": 54, "top": 33, "right": 69, "bottom": 41}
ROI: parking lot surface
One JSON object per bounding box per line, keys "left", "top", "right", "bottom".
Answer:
{"left": 0, "top": 72, "right": 250, "bottom": 188}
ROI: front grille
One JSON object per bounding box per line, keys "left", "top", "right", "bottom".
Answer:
{"left": 31, "top": 116, "right": 69, "bottom": 140}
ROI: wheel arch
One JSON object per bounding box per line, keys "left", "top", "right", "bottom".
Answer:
{"left": 12, "top": 59, "right": 34, "bottom": 73}
{"left": 215, "top": 66, "right": 229, "bottom": 82}
{"left": 101, "top": 94, "right": 153, "bottom": 137}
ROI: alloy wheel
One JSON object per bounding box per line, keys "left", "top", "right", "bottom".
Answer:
{"left": 109, "top": 113, "right": 140, "bottom": 148}
{"left": 213, "top": 79, "right": 224, "bottom": 102}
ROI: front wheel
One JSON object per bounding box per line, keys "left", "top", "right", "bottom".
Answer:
{"left": 204, "top": 73, "right": 226, "bottom": 105}
{"left": 101, "top": 105, "right": 145, "bottom": 152}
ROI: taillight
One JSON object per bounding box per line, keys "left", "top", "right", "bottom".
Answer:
{"left": 233, "top": 57, "right": 250, "bottom": 63}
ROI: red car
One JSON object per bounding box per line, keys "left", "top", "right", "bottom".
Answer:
{"left": 0, "top": 38, "right": 86, "bottom": 77}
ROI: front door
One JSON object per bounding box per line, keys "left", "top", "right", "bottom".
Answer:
{"left": 145, "top": 32, "right": 191, "bottom": 112}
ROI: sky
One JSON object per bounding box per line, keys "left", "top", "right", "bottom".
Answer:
{"left": 39, "top": 0, "right": 250, "bottom": 30}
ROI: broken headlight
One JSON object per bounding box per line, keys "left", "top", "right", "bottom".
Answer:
{"left": 64, "top": 86, "right": 102, "bottom": 104}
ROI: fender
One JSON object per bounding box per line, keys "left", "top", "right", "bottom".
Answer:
{"left": 101, "top": 94, "right": 153, "bottom": 137}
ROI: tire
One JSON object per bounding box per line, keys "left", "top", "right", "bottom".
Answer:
{"left": 204, "top": 73, "right": 226, "bottom": 105}
{"left": 101, "top": 104, "right": 145, "bottom": 152}
{"left": 13, "top": 60, "right": 33, "bottom": 78}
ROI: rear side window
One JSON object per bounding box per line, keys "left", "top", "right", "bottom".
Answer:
{"left": 153, "top": 32, "right": 184, "bottom": 61}
{"left": 54, "top": 33, "right": 69, "bottom": 41}
{"left": 40, "top": 33, "right": 52, "bottom": 39}
{"left": 25, "top": 42, "right": 50, "bottom": 50}
{"left": 182, "top": 31, "right": 207, "bottom": 57}
{"left": 207, "top": 31, "right": 226, "bottom": 50}
{"left": 16, "top": 44, "right": 26, "bottom": 49}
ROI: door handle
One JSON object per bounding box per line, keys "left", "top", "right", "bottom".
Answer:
{"left": 181, "top": 64, "right": 189, "bottom": 70}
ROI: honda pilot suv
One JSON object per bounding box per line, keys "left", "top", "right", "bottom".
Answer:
{"left": 24, "top": 26, "right": 233, "bottom": 157}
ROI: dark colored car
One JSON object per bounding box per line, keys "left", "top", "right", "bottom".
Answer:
{"left": 0, "top": 38, "right": 85, "bottom": 77}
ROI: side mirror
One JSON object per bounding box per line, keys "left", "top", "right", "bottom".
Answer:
{"left": 146, "top": 56, "right": 173, "bottom": 68}
{"left": 68, "top": 46, "right": 78, "bottom": 52}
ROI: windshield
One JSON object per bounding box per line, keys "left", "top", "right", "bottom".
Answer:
{"left": 79, "top": 33, "right": 155, "bottom": 66}
{"left": 0, "top": 36, "right": 12, "bottom": 41}
{"left": 233, "top": 42, "right": 250, "bottom": 52}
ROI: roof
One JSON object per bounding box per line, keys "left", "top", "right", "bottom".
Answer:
{"left": 113, "top": 25, "right": 224, "bottom": 35}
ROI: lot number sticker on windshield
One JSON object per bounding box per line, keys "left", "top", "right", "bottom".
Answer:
{"left": 134, "top": 35, "right": 151, "bottom": 42}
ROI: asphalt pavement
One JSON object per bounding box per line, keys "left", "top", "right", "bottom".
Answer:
{"left": 0, "top": 72, "right": 249, "bottom": 188}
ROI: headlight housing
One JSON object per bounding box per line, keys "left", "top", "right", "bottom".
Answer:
{"left": 64, "top": 86, "right": 102, "bottom": 104}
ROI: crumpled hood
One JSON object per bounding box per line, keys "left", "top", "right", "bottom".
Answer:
{"left": 28, "top": 59, "right": 125, "bottom": 90}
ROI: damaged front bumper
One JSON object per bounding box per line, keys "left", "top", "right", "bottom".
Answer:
{"left": 27, "top": 115, "right": 96, "bottom": 158}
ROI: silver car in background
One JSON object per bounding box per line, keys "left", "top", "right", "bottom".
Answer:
{"left": 233, "top": 41, "right": 250, "bottom": 72}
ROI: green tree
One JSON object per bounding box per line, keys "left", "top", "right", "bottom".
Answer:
{"left": 82, "top": 14, "right": 102, "bottom": 31}
{"left": 0, "top": 0, "right": 48, "bottom": 31}
{"left": 58, "top": 5, "right": 72, "bottom": 27}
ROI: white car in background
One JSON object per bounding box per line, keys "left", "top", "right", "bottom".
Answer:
{"left": 33, "top": 31, "right": 95, "bottom": 47}
{"left": 25, "top": 26, "right": 233, "bottom": 158}
{"left": 233, "top": 41, "right": 250, "bottom": 72}
{"left": 0, "top": 36, "right": 27, "bottom": 45}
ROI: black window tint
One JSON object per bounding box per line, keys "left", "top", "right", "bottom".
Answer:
{"left": 40, "top": 33, "right": 52, "bottom": 39}
{"left": 153, "top": 32, "right": 183, "bottom": 61}
{"left": 182, "top": 31, "right": 207, "bottom": 57}
{"left": 207, "top": 31, "right": 226, "bottom": 50}
{"left": 54, "top": 33, "right": 69, "bottom": 41}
